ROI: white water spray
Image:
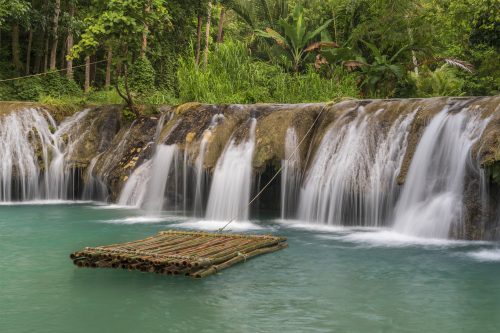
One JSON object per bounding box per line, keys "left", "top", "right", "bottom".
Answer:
{"left": 393, "top": 107, "right": 490, "bottom": 238}
{"left": 194, "top": 114, "right": 224, "bottom": 215}
{"left": 281, "top": 127, "right": 301, "bottom": 219}
{"left": 298, "top": 107, "right": 415, "bottom": 226}
{"left": 206, "top": 118, "right": 257, "bottom": 221}
{"left": 0, "top": 107, "right": 89, "bottom": 201}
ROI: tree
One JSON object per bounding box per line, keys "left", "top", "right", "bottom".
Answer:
{"left": 203, "top": 1, "right": 212, "bottom": 68}
{"left": 256, "top": 5, "right": 335, "bottom": 72}
{"left": 66, "top": 0, "right": 76, "bottom": 79}
{"left": 49, "top": 0, "right": 61, "bottom": 70}
{"left": 70, "top": 0, "right": 170, "bottom": 116}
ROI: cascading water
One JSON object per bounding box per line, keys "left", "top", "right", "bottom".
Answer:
{"left": 118, "top": 160, "right": 153, "bottom": 207}
{"left": 393, "top": 106, "right": 490, "bottom": 238}
{"left": 281, "top": 127, "right": 301, "bottom": 219}
{"left": 193, "top": 114, "right": 224, "bottom": 216}
{"left": 298, "top": 107, "right": 415, "bottom": 226}
{"left": 0, "top": 108, "right": 53, "bottom": 201}
{"left": 205, "top": 118, "right": 257, "bottom": 221}
{"left": 0, "top": 107, "right": 89, "bottom": 201}
{"left": 118, "top": 145, "right": 178, "bottom": 212}
{"left": 82, "top": 155, "right": 108, "bottom": 201}
{"left": 48, "top": 109, "right": 91, "bottom": 199}
{"left": 142, "top": 145, "right": 178, "bottom": 213}
{"left": 366, "top": 110, "right": 416, "bottom": 226}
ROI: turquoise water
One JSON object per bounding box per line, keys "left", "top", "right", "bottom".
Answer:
{"left": 1, "top": 203, "right": 499, "bottom": 333}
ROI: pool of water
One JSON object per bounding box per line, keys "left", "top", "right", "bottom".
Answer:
{"left": 1, "top": 203, "right": 499, "bottom": 333}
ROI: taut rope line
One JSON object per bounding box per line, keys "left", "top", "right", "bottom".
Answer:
{"left": 218, "top": 104, "right": 329, "bottom": 232}
{"left": 0, "top": 60, "right": 107, "bottom": 83}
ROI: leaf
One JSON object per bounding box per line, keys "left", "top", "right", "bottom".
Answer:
{"left": 389, "top": 45, "right": 409, "bottom": 62}
{"left": 361, "top": 40, "right": 381, "bottom": 58}
{"left": 442, "top": 58, "right": 475, "bottom": 73}
{"left": 343, "top": 60, "right": 367, "bottom": 70}
{"left": 304, "top": 19, "right": 334, "bottom": 44}
{"left": 304, "top": 41, "right": 339, "bottom": 52}
{"left": 256, "top": 28, "right": 289, "bottom": 49}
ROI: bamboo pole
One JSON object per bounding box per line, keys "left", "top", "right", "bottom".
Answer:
{"left": 193, "top": 243, "right": 288, "bottom": 278}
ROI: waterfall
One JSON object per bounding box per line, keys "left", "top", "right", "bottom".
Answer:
{"left": 393, "top": 106, "right": 490, "bottom": 238}
{"left": 298, "top": 107, "right": 415, "bottom": 226}
{"left": 118, "top": 160, "right": 153, "bottom": 207}
{"left": 206, "top": 118, "right": 257, "bottom": 221}
{"left": 194, "top": 114, "right": 224, "bottom": 216}
{"left": 0, "top": 107, "right": 89, "bottom": 201}
{"left": 281, "top": 127, "right": 301, "bottom": 219}
{"left": 118, "top": 145, "right": 178, "bottom": 212}
{"left": 143, "top": 145, "right": 178, "bottom": 213}
{"left": 366, "top": 110, "right": 416, "bottom": 226}
{"left": 82, "top": 155, "right": 108, "bottom": 201}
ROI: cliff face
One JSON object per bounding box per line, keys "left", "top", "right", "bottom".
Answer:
{"left": 1, "top": 97, "right": 499, "bottom": 239}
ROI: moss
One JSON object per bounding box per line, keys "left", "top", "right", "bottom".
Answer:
{"left": 204, "top": 106, "right": 251, "bottom": 170}
{"left": 253, "top": 104, "right": 321, "bottom": 171}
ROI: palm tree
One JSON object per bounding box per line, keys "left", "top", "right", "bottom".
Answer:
{"left": 255, "top": 5, "right": 336, "bottom": 72}
{"left": 227, "top": 0, "right": 290, "bottom": 30}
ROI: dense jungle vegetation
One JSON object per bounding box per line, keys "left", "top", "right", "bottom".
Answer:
{"left": 0, "top": 0, "right": 498, "bottom": 113}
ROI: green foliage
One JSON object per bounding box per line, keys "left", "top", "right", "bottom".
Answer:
{"left": 86, "top": 89, "right": 124, "bottom": 104}
{"left": 1, "top": 0, "right": 499, "bottom": 106}
{"left": 256, "top": 4, "right": 334, "bottom": 72}
{"left": 129, "top": 57, "right": 156, "bottom": 95}
{"left": 71, "top": 0, "right": 170, "bottom": 59}
{"left": 122, "top": 107, "right": 137, "bottom": 120}
{"left": 271, "top": 67, "right": 360, "bottom": 103}
{"left": 12, "top": 77, "right": 43, "bottom": 101}
{"left": 177, "top": 41, "right": 274, "bottom": 103}
{"left": 141, "top": 90, "right": 179, "bottom": 105}
{"left": 177, "top": 41, "right": 359, "bottom": 104}
{"left": 355, "top": 41, "right": 407, "bottom": 98}
{"left": 0, "top": 0, "right": 30, "bottom": 26}
{"left": 410, "top": 65, "right": 465, "bottom": 97}
{"left": 41, "top": 72, "right": 82, "bottom": 98}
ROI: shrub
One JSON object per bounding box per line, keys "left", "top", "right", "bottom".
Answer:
{"left": 129, "top": 57, "right": 156, "bottom": 95}
{"left": 410, "top": 65, "right": 465, "bottom": 97}
{"left": 177, "top": 41, "right": 360, "bottom": 104}
{"left": 42, "top": 71, "right": 82, "bottom": 98}
{"left": 13, "top": 76, "right": 44, "bottom": 101}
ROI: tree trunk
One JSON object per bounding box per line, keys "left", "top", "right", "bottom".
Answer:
{"left": 91, "top": 56, "right": 97, "bottom": 84}
{"left": 105, "top": 48, "right": 112, "bottom": 89}
{"left": 140, "top": 2, "right": 150, "bottom": 57}
{"left": 195, "top": 15, "right": 203, "bottom": 65}
{"left": 12, "top": 23, "right": 22, "bottom": 71}
{"left": 204, "top": 1, "right": 212, "bottom": 69}
{"left": 216, "top": 7, "right": 225, "bottom": 43}
{"left": 59, "top": 36, "right": 66, "bottom": 69}
{"left": 66, "top": 2, "right": 75, "bottom": 80}
{"left": 43, "top": 32, "right": 49, "bottom": 72}
{"left": 49, "top": 0, "right": 61, "bottom": 70}
{"left": 26, "top": 29, "right": 33, "bottom": 75}
{"left": 84, "top": 56, "right": 90, "bottom": 93}
{"left": 115, "top": 64, "right": 139, "bottom": 117}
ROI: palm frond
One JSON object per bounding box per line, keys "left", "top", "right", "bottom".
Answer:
{"left": 442, "top": 58, "right": 475, "bottom": 73}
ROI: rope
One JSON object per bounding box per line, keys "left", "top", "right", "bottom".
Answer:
{"left": 218, "top": 104, "right": 329, "bottom": 232}
{"left": 0, "top": 60, "right": 107, "bottom": 83}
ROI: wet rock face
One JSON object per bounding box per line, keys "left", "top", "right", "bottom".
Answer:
{"left": 64, "top": 105, "right": 122, "bottom": 168}
{"left": 2, "top": 97, "right": 500, "bottom": 240}
{"left": 93, "top": 116, "right": 159, "bottom": 201}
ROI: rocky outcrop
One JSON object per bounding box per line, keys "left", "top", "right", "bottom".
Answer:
{"left": 1, "top": 97, "right": 499, "bottom": 239}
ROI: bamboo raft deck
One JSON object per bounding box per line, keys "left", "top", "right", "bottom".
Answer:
{"left": 70, "top": 230, "right": 288, "bottom": 278}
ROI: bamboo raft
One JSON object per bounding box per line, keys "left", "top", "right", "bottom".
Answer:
{"left": 70, "top": 230, "right": 287, "bottom": 278}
